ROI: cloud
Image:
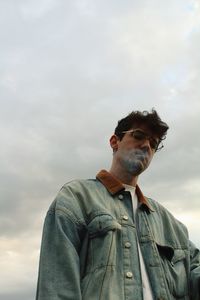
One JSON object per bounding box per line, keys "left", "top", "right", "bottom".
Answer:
{"left": 0, "top": 234, "right": 40, "bottom": 299}
{"left": 1, "top": 0, "right": 200, "bottom": 297}
{"left": 19, "top": 0, "right": 59, "bottom": 19}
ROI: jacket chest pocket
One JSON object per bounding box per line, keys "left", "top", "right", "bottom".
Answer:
{"left": 157, "top": 244, "right": 189, "bottom": 298}
{"left": 86, "top": 214, "right": 121, "bottom": 271}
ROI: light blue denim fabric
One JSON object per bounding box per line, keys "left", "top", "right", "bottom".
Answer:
{"left": 36, "top": 178, "right": 200, "bottom": 300}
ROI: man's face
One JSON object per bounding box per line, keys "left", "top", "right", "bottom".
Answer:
{"left": 110, "top": 124, "right": 159, "bottom": 176}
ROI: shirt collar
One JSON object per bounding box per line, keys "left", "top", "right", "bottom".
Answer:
{"left": 96, "top": 169, "right": 154, "bottom": 212}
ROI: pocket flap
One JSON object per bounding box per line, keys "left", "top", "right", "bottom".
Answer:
{"left": 88, "top": 214, "right": 121, "bottom": 238}
{"left": 171, "top": 249, "right": 186, "bottom": 264}
{"left": 156, "top": 243, "right": 174, "bottom": 261}
{"left": 156, "top": 243, "right": 186, "bottom": 264}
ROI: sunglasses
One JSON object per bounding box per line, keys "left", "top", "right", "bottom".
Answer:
{"left": 121, "top": 129, "right": 163, "bottom": 151}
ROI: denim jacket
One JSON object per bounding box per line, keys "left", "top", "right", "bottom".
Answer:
{"left": 36, "top": 170, "right": 200, "bottom": 300}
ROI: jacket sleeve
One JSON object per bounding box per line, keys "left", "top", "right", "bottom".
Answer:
{"left": 190, "top": 240, "right": 200, "bottom": 300}
{"left": 36, "top": 206, "right": 83, "bottom": 300}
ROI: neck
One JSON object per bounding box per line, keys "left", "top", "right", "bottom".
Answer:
{"left": 109, "top": 163, "right": 138, "bottom": 187}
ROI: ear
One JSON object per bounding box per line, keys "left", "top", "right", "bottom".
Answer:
{"left": 110, "top": 135, "right": 119, "bottom": 152}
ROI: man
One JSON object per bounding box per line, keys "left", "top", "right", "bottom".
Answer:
{"left": 36, "top": 109, "right": 200, "bottom": 300}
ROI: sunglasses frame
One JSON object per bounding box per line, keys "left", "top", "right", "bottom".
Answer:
{"left": 121, "top": 129, "right": 164, "bottom": 152}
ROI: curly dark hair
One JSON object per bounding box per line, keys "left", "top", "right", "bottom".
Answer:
{"left": 114, "top": 109, "right": 169, "bottom": 143}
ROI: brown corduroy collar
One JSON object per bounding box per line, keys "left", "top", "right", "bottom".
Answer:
{"left": 96, "top": 169, "right": 154, "bottom": 212}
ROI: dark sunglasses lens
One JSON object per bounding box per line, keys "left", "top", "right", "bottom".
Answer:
{"left": 132, "top": 130, "right": 162, "bottom": 151}
{"left": 133, "top": 131, "right": 146, "bottom": 140}
{"left": 150, "top": 139, "right": 158, "bottom": 150}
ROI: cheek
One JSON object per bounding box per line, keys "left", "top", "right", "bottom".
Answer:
{"left": 118, "top": 141, "right": 135, "bottom": 152}
{"left": 147, "top": 154, "right": 154, "bottom": 164}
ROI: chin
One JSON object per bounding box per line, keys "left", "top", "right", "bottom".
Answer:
{"left": 128, "top": 163, "right": 144, "bottom": 176}
{"left": 121, "top": 157, "right": 147, "bottom": 176}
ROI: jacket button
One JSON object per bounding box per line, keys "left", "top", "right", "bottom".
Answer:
{"left": 122, "top": 215, "right": 129, "bottom": 221}
{"left": 125, "top": 242, "right": 131, "bottom": 248}
{"left": 118, "top": 194, "right": 124, "bottom": 200}
{"left": 126, "top": 272, "right": 133, "bottom": 278}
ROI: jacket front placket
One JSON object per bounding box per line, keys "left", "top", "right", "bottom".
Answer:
{"left": 117, "top": 191, "right": 144, "bottom": 299}
{"left": 136, "top": 206, "right": 170, "bottom": 300}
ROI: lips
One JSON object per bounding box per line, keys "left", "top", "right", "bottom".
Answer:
{"left": 130, "top": 150, "right": 149, "bottom": 162}
{"left": 118, "top": 148, "right": 151, "bottom": 176}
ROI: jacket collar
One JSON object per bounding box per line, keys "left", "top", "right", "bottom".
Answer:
{"left": 96, "top": 169, "right": 154, "bottom": 212}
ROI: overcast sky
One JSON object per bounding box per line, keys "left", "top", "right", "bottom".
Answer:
{"left": 1, "top": 0, "right": 200, "bottom": 299}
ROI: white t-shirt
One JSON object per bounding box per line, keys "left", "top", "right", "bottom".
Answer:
{"left": 123, "top": 184, "right": 153, "bottom": 300}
